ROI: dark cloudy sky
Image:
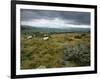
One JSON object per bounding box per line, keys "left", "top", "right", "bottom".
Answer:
{"left": 21, "top": 9, "right": 90, "bottom": 28}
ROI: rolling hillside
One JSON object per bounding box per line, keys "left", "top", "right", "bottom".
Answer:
{"left": 21, "top": 25, "right": 90, "bottom": 33}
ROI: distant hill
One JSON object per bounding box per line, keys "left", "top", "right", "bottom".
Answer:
{"left": 21, "top": 25, "right": 90, "bottom": 33}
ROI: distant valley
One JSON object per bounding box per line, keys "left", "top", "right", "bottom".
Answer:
{"left": 21, "top": 25, "right": 90, "bottom": 33}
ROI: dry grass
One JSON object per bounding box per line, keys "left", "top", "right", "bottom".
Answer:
{"left": 21, "top": 32, "right": 90, "bottom": 69}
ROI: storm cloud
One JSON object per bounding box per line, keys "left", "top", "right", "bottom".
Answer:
{"left": 21, "top": 9, "right": 90, "bottom": 28}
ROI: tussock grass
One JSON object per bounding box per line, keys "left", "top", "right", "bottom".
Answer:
{"left": 21, "top": 32, "right": 90, "bottom": 69}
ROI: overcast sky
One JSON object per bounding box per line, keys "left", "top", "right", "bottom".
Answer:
{"left": 21, "top": 9, "right": 90, "bottom": 28}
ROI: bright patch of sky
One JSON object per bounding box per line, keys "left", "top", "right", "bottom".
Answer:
{"left": 21, "top": 18, "right": 90, "bottom": 29}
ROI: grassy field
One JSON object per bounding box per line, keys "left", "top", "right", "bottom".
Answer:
{"left": 21, "top": 32, "right": 90, "bottom": 69}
